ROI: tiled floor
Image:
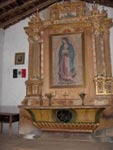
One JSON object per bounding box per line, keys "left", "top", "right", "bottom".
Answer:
{"left": 0, "top": 133, "right": 113, "bottom": 150}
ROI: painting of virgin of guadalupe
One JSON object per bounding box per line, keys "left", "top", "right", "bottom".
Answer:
{"left": 58, "top": 37, "right": 76, "bottom": 83}
{"left": 50, "top": 33, "right": 84, "bottom": 87}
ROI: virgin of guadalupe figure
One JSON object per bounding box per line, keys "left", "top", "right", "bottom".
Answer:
{"left": 58, "top": 37, "right": 76, "bottom": 82}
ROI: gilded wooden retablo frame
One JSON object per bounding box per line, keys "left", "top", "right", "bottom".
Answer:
{"left": 23, "top": 1, "right": 113, "bottom": 106}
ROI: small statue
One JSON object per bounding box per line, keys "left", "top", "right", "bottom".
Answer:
{"left": 91, "top": 1, "right": 100, "bottom": 16}
{"left": 101, "top": 7, "right": 107, "bottom": 18}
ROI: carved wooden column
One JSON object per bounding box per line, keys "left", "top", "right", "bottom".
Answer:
{"left": 92, "top": 5, "right": 113, "bottom": 96}
{"left": 31, "top": 39, "right": 41, "bottom": 79}
{"left": 91, "top": 4, "right": 105, "bottom": 76}
{"left": 94, "top": 31, "right": 105, "bottom": 76}
{"left": 103, "top": 30, "right": 112, "bottom": 76}
{"left": 22, "top": 12, "right": 43, "bottom": 105}
{"left": 94, "top": 27, "right": 112, "bottom": 77}
{"left": 28, "top": 39, "right": 34, "bottom": 79}
{"left": 92, "top": 8, "right": 112, "bottom": 77}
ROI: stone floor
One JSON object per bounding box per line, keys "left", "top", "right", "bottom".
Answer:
{"left": 0, "top": 133, "right": 113, "bottom": 150}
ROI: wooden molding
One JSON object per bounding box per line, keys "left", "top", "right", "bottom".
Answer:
{"left": 0, "top": 0, "right": 37, "bottom": 20}
{"left": 0, "top": 0, "right": 15, "bottom": 9}
{"left": 0, "top": 0, "right": 58, "bottom": 29}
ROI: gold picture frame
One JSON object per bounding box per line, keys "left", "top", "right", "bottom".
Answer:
{"left": 15, "top": 52, "right": 25, "bottom": 65}
{"left": 50, "top": 33, "right": 85, "bottom": 88}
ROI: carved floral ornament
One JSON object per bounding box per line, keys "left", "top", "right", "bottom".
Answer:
{"left": 94, "top": 76, "right": 113, "bottom": 95}
{"left": 24, "top": 1, "right": 112, "bottom": 36}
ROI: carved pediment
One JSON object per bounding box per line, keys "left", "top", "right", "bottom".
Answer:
{"left": 25, "top": 1, "right": 112, "bottom": 37}
{"left": 49, "top": 1, "right": 86, "bottom": 20}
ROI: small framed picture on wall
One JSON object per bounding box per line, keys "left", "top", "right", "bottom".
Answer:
{"left": 15, "top": 52, "right": 25, "bottom": 65}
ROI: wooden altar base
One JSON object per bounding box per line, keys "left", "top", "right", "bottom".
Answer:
{"left": 19, "top": 105, "right": 107, "bottom": 135}
{"left": 33, "top": 122, "right": 99, "bottom": 133}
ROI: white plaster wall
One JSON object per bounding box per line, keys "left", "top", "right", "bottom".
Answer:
{"left": 0, "top": 3, "right": 113, "bottom": 106}
{"left": 0, "top": 29, "right": 5, "bottom": 105}
{"left": 1, "top": 19, "right": 29, "bottom": 106}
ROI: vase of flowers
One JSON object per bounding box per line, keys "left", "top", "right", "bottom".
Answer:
{"left": 45, "top": 93, "right": 53, "bottom": 106}
{"left": 79, "top": 92, "right": 86, "bottom": 106}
